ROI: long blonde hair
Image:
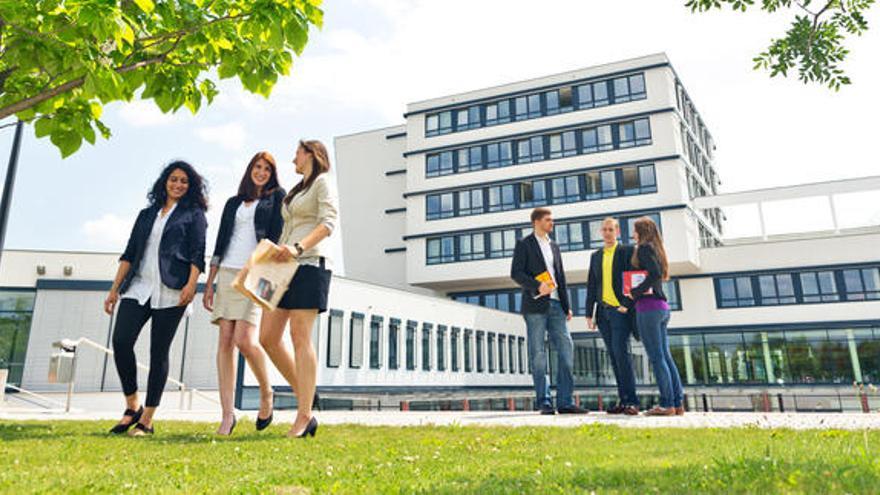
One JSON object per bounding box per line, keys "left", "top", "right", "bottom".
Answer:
{"left": 631, "top": 216, "right": 669, "bottom": 280}
{"left": 284, "top": 140, "right": 330, "bottom": 204}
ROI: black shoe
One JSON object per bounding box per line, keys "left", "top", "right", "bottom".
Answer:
{"left": 297, "top": 416, "right": 318, "bottom": 438}
{"left": 109, "top": 406, "right": 143, "bottom": 434}
{"left": 256, "top": 413, "right": 273, "bottom": 431}
{"left": 312, "top": 392, "right": 320, "bottom": 410}
{"left": 218, "top": 416, "right": 237, "bottom": 436}
{"left": 539, "top": 404, "right": 556, "bottom": 415}
{"left": 557, "top": 405, "right": 589, "bottom": 415}
{"left": 606, "top": 404, "right": 626, "bottom": 415}
{"left": 128, "top": 422, "right": 154, "bottom": 437}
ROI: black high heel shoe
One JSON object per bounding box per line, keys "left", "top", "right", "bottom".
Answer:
{"left": 109, "top": 406, "right": 143, "bottom": 434}
{"left": 218, "top": 416, "right": 237, "bottom": 436}
{"left": 297, "top": 416, "right": 318, "bottom": 438}
{"left": 255, "top": 413, "right": 273, "bottom": 431}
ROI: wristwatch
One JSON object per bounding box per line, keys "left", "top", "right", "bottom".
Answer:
{"left": 293, "top": 242, "right": 304, "bottom": 256}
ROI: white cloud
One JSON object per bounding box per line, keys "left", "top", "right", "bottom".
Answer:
{"left": 82, "top": 213, "right": 134, "bottom": 249}
{"left": 195, "top": 122, "right": 247, "bottom": 151}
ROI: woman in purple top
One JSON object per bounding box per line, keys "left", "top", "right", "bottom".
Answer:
{"left": 627, "top": 216, "right": 684, "bottom": 416}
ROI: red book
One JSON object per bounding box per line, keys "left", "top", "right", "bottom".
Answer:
{"left": 623, "top": 270, "right": 652, "bottom": 297}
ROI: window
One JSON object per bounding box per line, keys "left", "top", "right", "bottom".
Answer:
{"left": 426, "top": 114, "right": 439, "bottom": 136}
{"left": 451, "top": 327, "right": 460, "bottom": 372}
{"left": 437, "top": 111, "right": 452, "bottom": 134}
{"left": 485, "top": 100, "right": 511, "bottom": 126}
{"left": 663, "top": 280, "right": 682, "bottom": 311}
{"left": 546, "top": 87, "right": 573, "bottom": 114}
{"left": 518, "top": 337, "right": 526, "bottom": 374}
{"left": 549, "top": 131, "right": 577, "bottom": 159}
{"left": 457, "top": 146, "right": 483, "bottom": 173}
{"left": 476, "top": 331, "right": 485, "bottom": 372}
{"left": 405, "top": 320, "right": 417, "bottom": 370}
{"left": 516, "top": 136, "right": 544, "bottom": 163}
{"left": 508, "top": 337, "right": 516, "bottom": 374}
{"left": 585, "top": 169, "right": 617, "bottom": 200}
{"left": 520, "top": 180, "right": 548, "bottom": 208}
{"left": 718, "top": 277, "right": 755, "bottom": 307}
{"left": 758, "top": 274, "right": 797, "bottom": 305}
{"left": 369, "top": 316, "right": 383, "bottom": 369}
{"left": 426, "top": 193, "right": 455, "bottom": 220}
{"left": 487, "top": 184, "right": 516, "bottom": 212}
{"left": 349, "top": 313, "right": 364, "bottom": 368}
{"left": 458, "top": 189, "right": 484, "bottom": 216}
{"left": 427, "top": 236, "right": 455, "bottom": 264}
{"left": 437, "top": 325, "right": 447, "bottom": 371}
{"left": 613, "top": 73, "right": 647, "bottom": 103}
{"left": 455, "top": 105, "right": 480, "bottom": 131}
{"left": 486, "top": 141, "right": 513, "bottom": 168}
{"left": 799, "top": 271, "right": 840, "bottom": 303}
{"left": 568, "top": 285, "right": 588, "bottom": 315}
{"left": 588, "top": 219, "right": 607, "bottom": 249}
{"left": 496, "top": 293, "right": 510, "bottom": 312}
{"left": 622, "top": 164, "right": 656, "bottom": 195}
{"left": 592, "top": 81, "right": 610, "bottom": 106}
{"left": 554, "top": 222, "right": 585, "bottom": 252}
{"left": 388, "top": 318, "right": 399, "bottom": 369}
{"left": 487, "top": 332, "right": 496, "bottom": 373}
{"left": 421, "top": 323, "right": 432, "bottom": 371}
{"left": 488, "top": 229, "right": 517, "bottom": 258}
{"left": 458, "top": 232, "right": 486, "bottom": 261}
{"left": 326, "top": 310, "right": 343, "bottom": 368}
{"left": 843, "top": 268, "right": 880, "bottom": 300}
{"left": 551, "top": 175, "right": 581, "bottom": 204}
{"left": 464, "top": 329, "right": 473, "bottom": 372}
{"left": 581, "top": 125, "right": 613, "bottom": 154}
{"left": 619, "top": 118, "right": 652, "bottom": 148}
{"left": 498, "top": 334, "right": 506, "bottom": 373}
{"left": 426, "top": 151, "right": 454, "bottom": 177}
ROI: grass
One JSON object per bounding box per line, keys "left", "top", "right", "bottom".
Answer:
{"left": 1, "top": 420, "right": 879, "bottom": 494}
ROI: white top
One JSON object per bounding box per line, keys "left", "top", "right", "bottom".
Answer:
{"left": 122, "top": 203, "right": 191, "bottom": 313}
{"left": 220, "top": 201, "right": 257, "bottom": 270}
{"left": 279, "top": 174, "right": 339, "bottom": 269}
{"left": 534, "top": 232, "right": 560, "bottom": 301}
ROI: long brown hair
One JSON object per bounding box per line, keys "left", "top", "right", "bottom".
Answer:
{"left": 284, "top": 140, "right": 330, "bottom": 204}
{"left": 238, "top": 151, "right": 281, "bottom": 201}
{"left": 631, "top": 216, "right": 669, "bottom": 280}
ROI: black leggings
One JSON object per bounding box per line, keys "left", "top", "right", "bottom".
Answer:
{"left": 112, "top": 298, "right": 186, "bottom": 407}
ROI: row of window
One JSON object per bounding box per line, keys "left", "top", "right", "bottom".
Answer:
{"left": 451, "top": 280, "right": 682, "bottom": 315}
{"left": 426, "top": 212, "right": 662, "bottom": 264}
{"left": 675, "top": 83, "right": 714, "bottom": 160}
{"left": 426, "top": 164, "right": 657, "bottom": 220}
{"left": 680, "top": 123, "right": 717, "bottom": 195}
{"left": 425, "top": 73, "right": 647, "bottom": 137}
{"left": 325, "top": 312, "right": 529, "bottom": 375}
{"left": 425, "top": 117, "right": 652, "bottom": 177}
{"left": 715, "top": 265, "right": 880, "bottom": 308}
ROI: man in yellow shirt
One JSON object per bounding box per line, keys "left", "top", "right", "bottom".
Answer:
{"left": 586, "top": 217, "right": 639, "bottom": 415}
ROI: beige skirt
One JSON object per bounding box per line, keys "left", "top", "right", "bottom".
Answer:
{"left": 211, "top": 267, "right": 261, "bottom": 326}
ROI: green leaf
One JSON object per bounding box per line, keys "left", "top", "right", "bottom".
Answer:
{"left": 132, "top": 0, "right": 155, "bottom": 14}
{"left": 34, "top": 118, "right": 54, "bottom": 138}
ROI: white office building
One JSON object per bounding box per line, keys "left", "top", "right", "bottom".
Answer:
{"left": 335, "top": 53, "right": 880, "bottom": 411}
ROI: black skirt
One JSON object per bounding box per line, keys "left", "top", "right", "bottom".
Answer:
{"left": 277, "top": 260, "right": 332, "bottom": 313}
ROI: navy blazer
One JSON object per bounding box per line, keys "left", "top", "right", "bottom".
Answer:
{"left": 586, "top": 243, "right": 635, "bottom": 319}
{"left": 510, "top": 233, "right": 571, "bottom": 315}
{"left": 210, "top": 189, "right": 285, "bottom": 267}
{"left": 118, "top": 204, "right": 208, "bottom": 294}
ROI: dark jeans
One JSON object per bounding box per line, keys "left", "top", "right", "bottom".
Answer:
{"left": 597, "top": 306, "right": 639, "bottom": 407}
{"left": 523, "top": 299, "right": 575, "bottom": 409}
{"left": 637, "top": 308, "right": 683, "bottom": 408}
{"left": 112, "top": 298, "right": 186, "bottom": 408}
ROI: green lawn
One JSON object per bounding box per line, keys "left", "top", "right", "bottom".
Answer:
{"left": 1, "top": 420, "right": 879, "bottom": 494}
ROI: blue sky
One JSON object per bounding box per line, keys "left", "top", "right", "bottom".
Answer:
{"left": 0, "top": 0, "right": 878, "bottom": 273}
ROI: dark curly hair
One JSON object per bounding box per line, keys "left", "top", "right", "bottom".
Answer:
{"left": 148, "top": 160, "right": 209, "bottom": 211}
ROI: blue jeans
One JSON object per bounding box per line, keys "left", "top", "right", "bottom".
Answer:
{"left": 637, "top": 309, "right": 683, "bottom": 408}
{"left": 524, "top": 299, "right": 575, "bottom": 408}
{"left": 597, "top": 307, "right": 639, "bottom": 407}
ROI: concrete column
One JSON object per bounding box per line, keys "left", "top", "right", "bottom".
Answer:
{"left": 761, "top": 332, "right": 776, "bottom": 383}
{"left": 682, "top": 335, "right": 696, "bottom": 384}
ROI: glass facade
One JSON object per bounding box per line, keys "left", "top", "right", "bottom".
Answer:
{"left": 715, "top": 265, "right": 880, "bottom": 308}
{"left": 0, "top": 290, "right": 36, "bottom": 386}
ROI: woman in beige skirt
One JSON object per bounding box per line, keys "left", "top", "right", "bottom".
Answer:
{"left": 203, "top": 151, "right": 286, "bottom": 435}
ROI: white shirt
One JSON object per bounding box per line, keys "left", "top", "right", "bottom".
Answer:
{"left": 220, "top": 201, "right": 257, "bottom": 270}
{"left": 122, "top": 203, "right": 191, "bottom": 313}
{"left": 534, "top": 231, "right": 560, "bottom": 300}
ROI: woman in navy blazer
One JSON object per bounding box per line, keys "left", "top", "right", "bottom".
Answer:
{"left": 103, "top": 161, "right": 208, "bottom": 436}
{"left": 202, "top": 151, "right": 285, "bottom": 435}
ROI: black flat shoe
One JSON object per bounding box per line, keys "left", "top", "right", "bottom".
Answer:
{"left": 128, "top": 422, "right": 154, "bottom": 437}
{"left": 256, "top": 413, "right": 273, "bottom": 431}
{"left": 296, "top": 417, "right": 318, "bottom": 438}
{"left": 539, "top": 404, "right": 556, "bottom": 415}
{"left": 109, "top": 406, "right": 143, "bottom": 434}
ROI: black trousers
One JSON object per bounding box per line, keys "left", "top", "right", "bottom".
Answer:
{"left": 112, "top": 298, "right": 186, "bottom": 407}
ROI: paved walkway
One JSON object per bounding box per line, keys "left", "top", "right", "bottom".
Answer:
{"left": 3, "top": 391, "right": 880, "bottom": 430}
